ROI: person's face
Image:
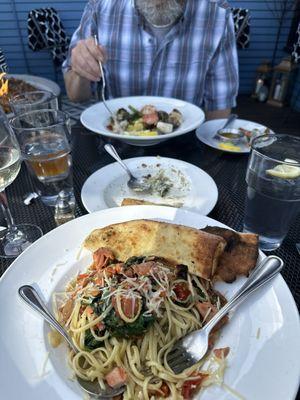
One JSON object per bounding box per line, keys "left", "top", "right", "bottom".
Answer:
{"left": 135, "top": 0, "right": 186, "bottom": 27}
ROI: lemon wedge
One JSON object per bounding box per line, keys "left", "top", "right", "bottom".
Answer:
{"left": 218, "top": 142, "right": 241, "bottom": 152}
{"left": 266, "top": 164, "right": 300, "bottom": 179}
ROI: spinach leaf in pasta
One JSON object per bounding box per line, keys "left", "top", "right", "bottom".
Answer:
{"left": 104, "top": 309, "right": 155, "bottom": 338}
{"left": 84, "top": 329, "right": 104, "bottom": 351}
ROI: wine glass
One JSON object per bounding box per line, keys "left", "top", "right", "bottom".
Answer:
{"left": 0, "top": 107, "right": 42, "bottom": 258}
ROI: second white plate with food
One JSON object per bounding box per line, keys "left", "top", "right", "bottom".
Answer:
{"left": 80, "top": 96, "right": 205, "bottom": 146}
{"left": 196, "top": 119, "right": 271, "bottom": 153}
{"left": 81, "top": 156, "right": 218, "bottom": 215}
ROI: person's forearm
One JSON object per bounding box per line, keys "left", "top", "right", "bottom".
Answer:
{"left": 205, "top": 108, "right": 231, "bottom": 121}
{"left": 64, "top": 70, "right": 93, "bottom": 102}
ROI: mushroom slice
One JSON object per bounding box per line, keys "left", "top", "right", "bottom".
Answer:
{"left": 168, "top": 109, "right": 182, "bottom": 129}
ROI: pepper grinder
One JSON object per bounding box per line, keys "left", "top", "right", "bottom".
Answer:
{"left": 54, "top": 190, "right": 75, "bottom": 226}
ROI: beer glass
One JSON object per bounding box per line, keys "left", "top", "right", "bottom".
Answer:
{"left": 10, "top": 109, "right": 74, "bottom": 206}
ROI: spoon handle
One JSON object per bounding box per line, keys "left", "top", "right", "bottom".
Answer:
{"left": 222, "top": 113, "right": 238, "bottom": 130}
{"left": 203, "top": 256, "right": 283, "bottom": 334}
{"left": 18, "top": 285, "right": 78, "bottom": 353}
{"left": 104, "top": 144, "right": 133, "bottom": 178}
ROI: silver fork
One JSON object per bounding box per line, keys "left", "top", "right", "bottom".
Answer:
{"left": 93, "top": 36, "right": 117, "bottom": 121}
{"left": 92, "top": 8, "right": 123, "bottom": 133}
{"left": 79, "top": 11, "right": 113, "bottom": 120}
{"left": 93, "top": 34, "right": 123, "bottom": 133}
{"left": 166, "top": 255, "right": 284, "bottom": 374}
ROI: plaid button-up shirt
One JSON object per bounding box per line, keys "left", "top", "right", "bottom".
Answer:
{"left": 63, "top": 0, "right": 239, "bottom": 110}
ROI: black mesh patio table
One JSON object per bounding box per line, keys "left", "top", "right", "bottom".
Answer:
{"left": 1, "top": 124, "right": 300, "bottom": 312}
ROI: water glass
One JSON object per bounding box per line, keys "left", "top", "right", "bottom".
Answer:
{"left": 9, "top": 90, "right": 58, "bottom": 115}
{"left": 243, "top": 134, "right": 300, "bottom": 251}
{"left": 10, "top": 109, "right": 74, "bottom": 206}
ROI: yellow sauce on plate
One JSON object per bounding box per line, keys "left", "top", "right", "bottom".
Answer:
{"left": 218, "top": 142, "right": 242, "bottom": 152}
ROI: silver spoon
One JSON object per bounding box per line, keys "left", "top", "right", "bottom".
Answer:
{"left": 104, "top": 143, "right": 151, "bottom": 192}
{"left": 213, "top": 114, "right": 238, "bottom": 139}
{"left": 18, "top": 285, "right": 125, "bottom": 399}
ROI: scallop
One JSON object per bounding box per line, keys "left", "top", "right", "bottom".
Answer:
{"left": 157, "top": 121, "right": 173, "bottom": 134}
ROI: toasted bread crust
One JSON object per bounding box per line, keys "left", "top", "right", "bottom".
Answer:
{"left": 202, "top": 226, "right": 259, "bottom": 282}
{"left": 84, "top": 220, "right": 226, "bottom": 280}
{"left": 121, "top": 198, "right": 157, "bottom": 206}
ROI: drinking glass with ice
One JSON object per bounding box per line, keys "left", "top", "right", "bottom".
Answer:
{"left": 243, "top": 134, "right": 300, "bottom": 251}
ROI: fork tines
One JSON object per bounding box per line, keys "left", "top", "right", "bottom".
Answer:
{"left": 166, "top": 346, "right": 198, "bottom": 374}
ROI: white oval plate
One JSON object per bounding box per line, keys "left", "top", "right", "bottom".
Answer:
{"left": 0, "top": 206, "right": 299, "bottom": 400}
{"left": 196, "top": 119, "right": 271, "bottom": 154}
{"left": 80, "top": 96, "right": 205, "bottom": 146}
{"left": 7, "top": 74, "right": 61, "bottom": 97}
{"left": 81, "top": 156, "right": 218, "bottom": 215}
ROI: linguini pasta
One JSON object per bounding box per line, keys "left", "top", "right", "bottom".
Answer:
{"left": 54, "top": 248, "right": 230, "bottom": 399}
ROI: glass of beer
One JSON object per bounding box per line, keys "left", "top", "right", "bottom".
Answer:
{"left": 10, "top": 109, "right": 74, "bottom": 206}
{"left": 243, "top": 134, "right": 300, "bottom": 251}
{"left": 9, "top": 90, "right": 58, "bottom": 115}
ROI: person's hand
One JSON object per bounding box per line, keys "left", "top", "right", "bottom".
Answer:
{"left": 71, "top": 37, "right": 106, "bottom": 82}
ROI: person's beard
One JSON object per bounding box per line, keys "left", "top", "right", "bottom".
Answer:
{"left": 135, "top": 0, "right": 186, "bottom": 27}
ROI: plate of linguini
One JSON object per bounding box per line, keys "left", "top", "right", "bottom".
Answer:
{"left": 0, "top": 206, "right": 299, "bottom": 400}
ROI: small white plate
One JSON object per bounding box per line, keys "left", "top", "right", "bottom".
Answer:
{"left": 196, "top": 119, "right": 270, "bottom": 154}
{"left": 0, "top": 206, "right": 299, "bottom": 400}
{"left": 81, "top": 156, "right": 218, "bottom": 215}
{"left": 80, "top": 96, "right": 205, "bottom": 146}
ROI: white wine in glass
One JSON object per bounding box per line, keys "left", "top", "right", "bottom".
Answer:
{"left": 0, "top": 107, "right": 42, "bottom": 258}
{"left": 0, "top": 147, "right": 21, "bottom": 191}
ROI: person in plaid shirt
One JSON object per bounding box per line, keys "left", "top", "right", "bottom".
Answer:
{"left": 63, "top": 0, "right": 238, "bottom": 120}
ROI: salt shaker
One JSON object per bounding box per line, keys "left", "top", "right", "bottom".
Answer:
{"left": 54, "top": 190, "right": 75, "bottom": 226}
